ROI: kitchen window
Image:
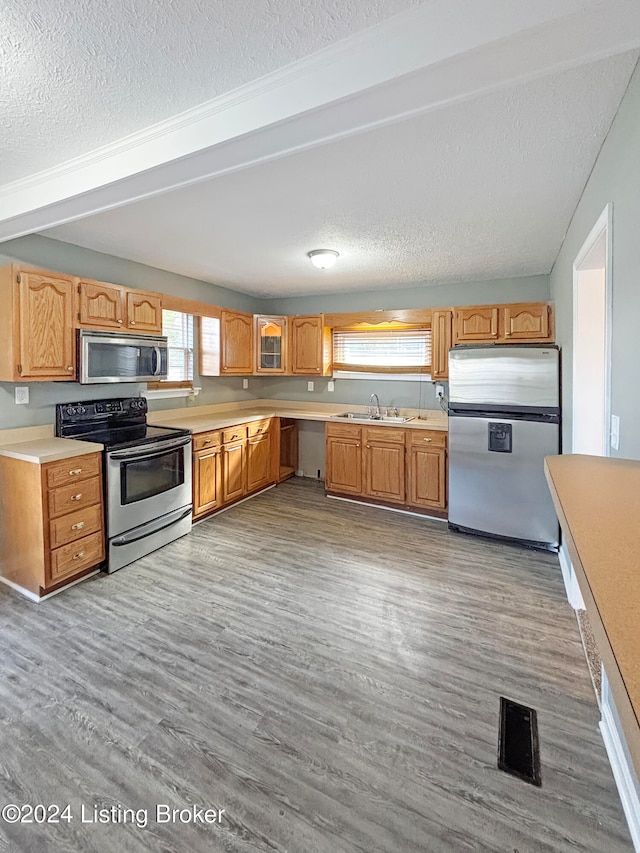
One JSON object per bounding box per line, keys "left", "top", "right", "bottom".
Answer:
{"left": 147, "top": 310, "right": 194, "bottom": 390}
{"left": 333, "top": 326, "right": 432, "bottom": 377}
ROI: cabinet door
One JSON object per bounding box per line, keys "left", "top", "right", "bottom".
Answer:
{"left": 431, "top": 309, "right": 452, "bottom": 380}
{"left": 126, "top": 291, "right": 163, "bottom": 333}
{"left": 247, "top": 432, "right": 274, "bottom": 492}
{"left": 255, "top": 315, "right": 287, "bottom": 373}
{"left": 326, "top": 436, "right": 362, "bottom": 494}
{"left": 18, "top": 273, "right": 76, "bottom": 379}
{"left": 363, "top": 441, "right": 406, "bottom": 504}
{"left": 502, "top": 303, "right": 552, "bottom": 341}
{"left": 408, "top": 446, "right": 447, "bottom": 510}
{"left": 78, "top": 280, "right": 126, "bottom": 329}
{"left": 454, "top": 306, "right": 499, "bottom": 343}
{"left": 222, "top": 441, "right": 246, "bottom": 503}
{"left": 290, "top": 315, "right": 324, "bottom": 374}
{"left": 193, "top": 447, "right": 222, "bottom": 517}
{"left": 221, "top": 310, "right": 253, "bottom": 375}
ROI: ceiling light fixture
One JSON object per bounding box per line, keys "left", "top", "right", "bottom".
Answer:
{"left": 307, "top": 249, "right": 339, "bottom": 270}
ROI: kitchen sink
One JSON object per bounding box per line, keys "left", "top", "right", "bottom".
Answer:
{"left": 333, "top": 412, "right": 415, "bottom": 423}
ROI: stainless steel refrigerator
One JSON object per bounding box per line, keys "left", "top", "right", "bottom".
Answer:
{"left": 448, "top": 345, "right": 560, "bottom": 550}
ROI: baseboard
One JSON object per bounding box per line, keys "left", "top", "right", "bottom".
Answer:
{"left": 326, "top": 493, "right": 448, "bottom": 523}
{"left": 600, "top": 668, "right": 640, "bottom": 851}
{"left": 0, "top": 571, "right": 99, "bottom": 603}
{"left": 558, "top": 543, "right": 585, "bottom": 610}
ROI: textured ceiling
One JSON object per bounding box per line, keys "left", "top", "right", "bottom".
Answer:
{"left": 1, "top": 0, "right": 421, "bottom": 184}
{"left": 45, "top": 52, "right": 638, "bottom": 296}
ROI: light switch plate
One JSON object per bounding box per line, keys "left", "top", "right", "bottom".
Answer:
{"left": 327, "top": 381, "right": 335, "bottom": 392}
{"left": 15, "top": 387, "right": 29, "bottom": 405}
{"left": 242, "top": 378, "right": 249, "bottom": 390}
{"left": 307, "top": 381, "right": 314, "bottom": 391}
{"left": 611, "top": 414, "right": 620, "bottom": 450}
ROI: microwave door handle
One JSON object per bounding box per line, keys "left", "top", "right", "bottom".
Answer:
{"left": 153, "top": 346, "right": 161, "bottom": 376}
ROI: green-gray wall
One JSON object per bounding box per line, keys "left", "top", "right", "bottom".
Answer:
{"left": 0, "top": 236, "right": 550, "bottom": 429}
{"left": 550, "top": 60, "right": 640, "bottom": 458}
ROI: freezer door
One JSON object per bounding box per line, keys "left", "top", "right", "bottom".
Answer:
{"left": 448, "top": 415, "right": 559, "bottom": 547}
{"left": 449, "top": 347, "right": 559, "bottom": 408}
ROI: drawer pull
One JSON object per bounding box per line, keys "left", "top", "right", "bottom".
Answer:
{"left": 71, "top": 493, "right": 83, "bottom": 501}
{"left": 73, "top": 551, "right": 85, "bottom": 560}
{"left": 69, "top": 468, "right": 82, "bottom": 475}
{"left": 71, "top": 521, "right": 85, "bottom": 530}
{"left": 231, "top": 434, "right": 238, "bottom": 439}
{"left": 203, "top": 438, "right": 211, "bottom": 444}
{"left": 256, "top": 428, "right": 262, "bottom": 433}
{"left": 423, "top": 437, "right": 432, "bottom": 443}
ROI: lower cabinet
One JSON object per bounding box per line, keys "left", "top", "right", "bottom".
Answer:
{"left": 0, "top": 451, "right": 105, "bottom": 597}
{"left": 192, "top": 419, "right": 279, "bottom": 520}
{"left": 326, "top": 423, "right": 447, "bottom": 514}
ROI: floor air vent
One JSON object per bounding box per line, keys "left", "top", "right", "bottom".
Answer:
{"left": 498, "top": 697, "right": 541, "bottom": 786}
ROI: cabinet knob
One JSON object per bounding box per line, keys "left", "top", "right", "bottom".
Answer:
{"left": 356, "top": 443, "right": 361, "bottom": 448}
{"left": 67, "top": 366, "right": 74, "bottom": 371}
{"left": 71, "top": 521, "right": 85, "bottom": 530}
{"left": 69, "top": 468, "right": 82, "bottom": 475}
{"left": 72, "top": 551, "right": 85, "bottom": 560}
{"left": 117, "top": 319, "right": 123, "bottom": 324}
{"left": 366, "top": 444, "right": 371, "bottom": 448}
{"left": 423, "top": 437, "right": 432, "bottom": 442}
{"left": 71, "top": 493, "right": 83, "bottom": 501}
{"left": 130, "top": 320, "right": 136, "bottom": 325}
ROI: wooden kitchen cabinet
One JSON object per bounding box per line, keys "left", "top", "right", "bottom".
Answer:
{"left": 222, "top": 440, "right": 246, "bottom": 503}
{"left": 454, "top": 306, "right": 500, "bottom": 343}
{"left": 363, "top": 427, "right": 406, "bottom": 504}
{"left": 76, "top": 278, "right": 162, "bottom": 333}
{"left": 247, "top": 430, "right": 273, "bottom": 493}
{"left": 290, "top": 315, "right": 332, "bottom": 375}
{"left": 0, "top": 451, "right": 105, "bottom": 598}
{"left": 193, "top": 444, "right": 223, "bottom": 518}
{"left": 407, "top": 431, "right": 447, "bottom": 511}
{"left": 325, "top": 424, "right": 363, "bottom": 495}
{"left": 431, "top": 309, "right": 452, "bottom": 380}
{"left": 0, "top": 266, "right": 76, "bottom": 382}
{"left": 255, "top": 315, "right": 288, "bottom": 374}
{"left": 452, "top": 301, "right": 554, "bottom": 345}
{"left": 220, "top": 310, "right": 254, "bottom": 375}
{"left": 277, "top": 418, "right": 298, "bottom": 482}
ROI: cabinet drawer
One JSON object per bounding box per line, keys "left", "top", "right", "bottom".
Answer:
{"left": 409, "top": 430, "right": 447, "bottom": 448}
{"left": 326, "top": 423, "right": 362, "bottom": 439}
{"left": 193, "top": 430, "right": 221, "bottom": 451}
{"left": 46, "top": 453, "right": 101, "bottom": 489}
{"left": 49, "top": 532, "right": 104, "bottom": 582}
{"left": 222, "top": 425, "right": 247, "bottom": 444}
{"left": 49, "top": 504, "right": 103, "bottom": 549}
{"left": 48, "top": 476, "right": 102, "bottom": 519}
{"left": 363, "top": 426, "right": 406, "bottom": 445}
{"left": 248, "top": 419, "right": 271, "bottom": 437}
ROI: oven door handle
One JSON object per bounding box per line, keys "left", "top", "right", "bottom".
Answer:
{"left": 111, "top": 507, "right": 192, "bottom": 546}
{"left": 109, "top": 436, "right": 191, "bottom": 461}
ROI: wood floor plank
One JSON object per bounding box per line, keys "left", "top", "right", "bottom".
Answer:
{"left": 0, "top": 478, "right": 632, "bottom": 851}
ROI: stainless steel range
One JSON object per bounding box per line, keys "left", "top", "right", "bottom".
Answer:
{"left": 56, "top": 397, "right": 192, "bottom": 572}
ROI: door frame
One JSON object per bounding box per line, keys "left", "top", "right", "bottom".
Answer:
{"left": 571, "top": 202, "right": 613, "bottom": 456}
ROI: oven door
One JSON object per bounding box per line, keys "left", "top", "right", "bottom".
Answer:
{"left": 79, "top": 331, "right": 168, "bottom": 383}
{"left": 107, "top": 437, "right": 192, "bottom": 536}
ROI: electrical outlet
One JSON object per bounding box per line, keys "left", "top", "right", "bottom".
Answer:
{"left": 327, "top": 380, "right": 335, "bottom": 392}
{"left": 307, "top": 381, "right": 314, "bottom": 391}
{"left": 242, "top": 378, "right": 249, "bottom": 390}
{"left": 435, "top": 383, "right": 445, "bottom": 399}
{"left": 611, "top": 414, "right": 620, "bottom": 451}
{"left": 15, "top": 387, "right": 29, "bottom": 405}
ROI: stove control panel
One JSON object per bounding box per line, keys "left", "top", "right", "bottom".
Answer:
{"left": 57, "top": 397, "right": 148, "bottom": 424}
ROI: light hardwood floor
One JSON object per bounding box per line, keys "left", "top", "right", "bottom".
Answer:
{"left": 0, "top": 479, "right": 632, "bottom": 852}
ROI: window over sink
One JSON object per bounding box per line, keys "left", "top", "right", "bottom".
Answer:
{"left": 333, "top": 325, "right": 432, "bottom": 379}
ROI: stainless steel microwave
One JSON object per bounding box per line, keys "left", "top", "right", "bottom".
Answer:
{"left": 79, "top": 330, "right": 169, "bottom": 384}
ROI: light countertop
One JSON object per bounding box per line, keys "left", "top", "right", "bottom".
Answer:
{"left": 544, "top": 454, "right": 640, "bottom": 777}
{"left": 0, "top": 437, "right": 104, "bottom": 464}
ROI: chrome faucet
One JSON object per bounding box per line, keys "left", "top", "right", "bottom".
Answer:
{"left": 369, "top": 393, "right": 381, "bottom": 419}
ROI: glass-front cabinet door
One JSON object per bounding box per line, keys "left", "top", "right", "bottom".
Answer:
{"left": 254, "top": 315, "right": 288, "bottom": 374}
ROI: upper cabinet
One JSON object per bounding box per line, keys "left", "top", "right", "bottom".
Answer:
{"left": 255, "top": 315, "right": 288, "bottom": 374}
{"left": 220, "top": 310, "right": 254, "bottom": 375}
{"left": 77, "top": 279, "right": 162, "bottom": 334}
{"left": 452, "top": 302, "right": 554, "bottom": 346}
{"left": 431, "top": 310, "right": 452, "bottom": 380}
{"left": 290, "top": 315, "right": 332, "bottom": 375}
{"left": 0, "top": 267, "right": 76, "bottom": 382}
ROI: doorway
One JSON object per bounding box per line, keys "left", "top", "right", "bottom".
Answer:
{"left": 572, "top": 204, "right": 612, "bottom": 456}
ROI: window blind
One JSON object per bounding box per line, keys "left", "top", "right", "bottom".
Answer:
{"left": 333, "top": 327, "right": 432, "bottom": 374}
{"left": 162, "top": 310, "right": 194, "bottom": 382}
